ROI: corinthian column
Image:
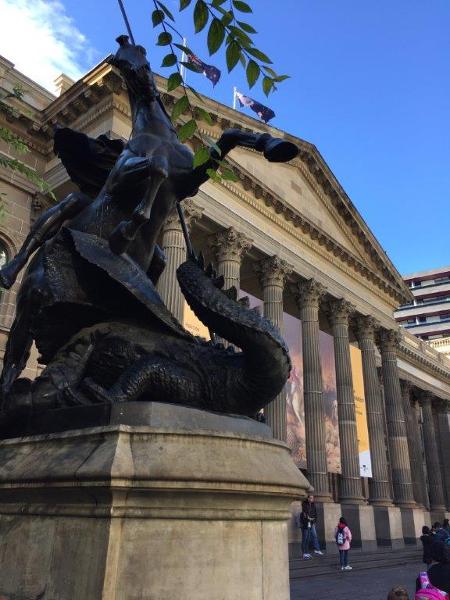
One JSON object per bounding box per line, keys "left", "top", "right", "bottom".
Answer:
{"left": 209, "top": 227, "right": 252, "bottom": 294}
{"left": 328, "top": 300, "right": 364, "bottom": 503}
{"left": 355, "top": 316, "right": 392, "bottom": 505}
{"left": 157, "top": 199, "right": 203, "bottom": 322}
{"left": 420, "top": 393, "right": 446, "bottom": 510}
{"left": 255, "top": 256, "right": 292, "bottom": 441}
{"left": 400, "top": 381, "right": 425, "bottom": 507}
{"left": 435, "top": 400, "right": 450, "bottom": 510}
{"left": 293, "top": 279, "right": 331, "bottom": 501}
{"left": 378, "top": 330, "right": 415, "bottom": 507}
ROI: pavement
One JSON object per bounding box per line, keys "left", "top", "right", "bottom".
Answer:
{"left": 290, "top": 557, "right": 424, "bottom": 600}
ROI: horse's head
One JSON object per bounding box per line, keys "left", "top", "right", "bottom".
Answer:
{"left": 109, "top": 35, "right": 159, "bottom": 100}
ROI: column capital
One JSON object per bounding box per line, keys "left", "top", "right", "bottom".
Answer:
{"left": 377, "top": 328, "right": 402, "bottom": 352}
{"left": 418, "top": 390, "right": 434, "bottom": 406}
{"left": 328, "top": 298, "right": 355, "bottom": 326}
{"left": 209, "top": 227, "right": 253, "bottom": 263}
{"left": 355, "top": 315, "right": 378, "bottom": 342}
{"left": 164, "top": 199, "right": 203, "bottom": 231}
{"left": 400, "top": 379, "right": 412, "bottom": 397}
{"left": 254, "top": 255, "right": 292, "bottom": 289}
{"left": 292, "top": 278, "right": 326, "bottom": 309}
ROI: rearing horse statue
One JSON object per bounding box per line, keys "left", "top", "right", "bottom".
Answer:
{"left": 0, "top": 35, "right": 298, "bottom": 411}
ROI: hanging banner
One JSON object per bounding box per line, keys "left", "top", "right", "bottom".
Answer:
{"left": 183, "top": 302, "right": 210, "bottom": 340}
{"left": 350, "top": 345, "right": 372, "bottom": 477}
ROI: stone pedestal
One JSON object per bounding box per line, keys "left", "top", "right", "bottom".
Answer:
{"left": 0, "top": 404, "right": 309, "bottom": 600}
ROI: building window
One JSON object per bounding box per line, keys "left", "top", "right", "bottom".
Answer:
{"left": 0, "top": 241, "right": 8, "bottom": 299}
{"left": 418, "top": 316, "right": 427, "bottom": 323}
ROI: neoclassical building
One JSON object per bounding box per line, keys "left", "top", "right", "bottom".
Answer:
{"left": 0, "top": 53, "right": 449, "bottom": 552}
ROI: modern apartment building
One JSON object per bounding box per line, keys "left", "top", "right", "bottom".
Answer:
{"left": 395, "top": 266, "right": 450, "bottom": 355}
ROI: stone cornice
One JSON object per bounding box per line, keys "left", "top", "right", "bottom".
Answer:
{"left": 398, "top": 329, "right": 450, "bottom": 383}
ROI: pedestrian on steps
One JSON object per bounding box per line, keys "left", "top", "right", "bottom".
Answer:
{"left": 297, "top": 494, "right": 324, "bottom": 560}
{"left": 335, "top": 516, "right": 352, "bottom": 571}
{"left": 420, "top": 526, "right": 434, "bottom": 566}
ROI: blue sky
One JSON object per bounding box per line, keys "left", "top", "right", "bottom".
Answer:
{"left": 1, "top": 0, "right": 449, "bottom": 276}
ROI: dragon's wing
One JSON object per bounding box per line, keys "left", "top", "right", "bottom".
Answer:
{"left": 54, "top": 127, "right": 124, "bottom": 198}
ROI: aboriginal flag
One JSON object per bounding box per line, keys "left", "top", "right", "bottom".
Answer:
{"left": 235, "top": 91, "right": 275, "bottom": 123}
{"left": 187, "top": 53, "right": 221, "bottom": 87}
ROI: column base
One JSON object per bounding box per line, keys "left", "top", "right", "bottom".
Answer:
{"left": 339, "top": 504, "right": 377, "bottom": 552}
{"left": 373, "top": 506, "right": 404, "bottom": 549}
{"left": 0, "top": 404, "right": 310, "bottom": 600}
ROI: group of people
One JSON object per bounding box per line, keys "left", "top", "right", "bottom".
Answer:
{"left": 297, "top": 496, "right": 450, "bottom": 597}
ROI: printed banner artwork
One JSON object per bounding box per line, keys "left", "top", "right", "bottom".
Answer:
{"left": 350, "top": 345, "right": 373, "bottom": 477}
{"left": 284, "top": 313, "right": 341, "bottom": 473}
{"left": 183, "top": 301, "right": 210, "bottom": 340}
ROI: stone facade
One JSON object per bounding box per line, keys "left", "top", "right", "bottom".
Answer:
{"left": 1, "top": 54, "right": 449, "bottom": 553}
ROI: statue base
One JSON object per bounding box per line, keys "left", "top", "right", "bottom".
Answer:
{"left": 0, "top": 403, "right": 309, "bottom": 600}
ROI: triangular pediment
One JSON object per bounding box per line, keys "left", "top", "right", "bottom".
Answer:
{"left": 229, "top": 146, "right": 372, "bottom": 264}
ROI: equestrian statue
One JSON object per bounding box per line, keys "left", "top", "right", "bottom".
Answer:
{"left": 0, "top": 36, "right": 298, "bottom": 427}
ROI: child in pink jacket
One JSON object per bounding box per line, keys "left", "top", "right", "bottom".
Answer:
{"left": 335, "top": 517, "right": 352, "bottom": 571}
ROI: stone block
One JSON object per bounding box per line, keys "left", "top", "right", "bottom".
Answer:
{"left": 0, "top": 411, "right": 309, "bottom": 600}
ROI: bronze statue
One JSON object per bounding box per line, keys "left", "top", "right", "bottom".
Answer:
{"left": 0, "top": 36, "right": 298, "bottom": 430}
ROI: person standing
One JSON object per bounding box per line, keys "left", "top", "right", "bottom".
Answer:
{"left": 420, "top": 526, "right": 434, "bottom": 566}
{"left": 335, "top": 516, "right": 352, "bottom": 571}
{"left": 298, "top": 494, "right": 324, "bottom": 560}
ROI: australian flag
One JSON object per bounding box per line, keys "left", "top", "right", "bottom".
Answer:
{"left": 187, "top": 53, "right": 221, "bottom": 87}
{"left": 235, "top": 91, "right": 275, "bottom": 123}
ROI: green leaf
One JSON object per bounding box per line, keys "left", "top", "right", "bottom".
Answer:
{"left": 262, "top": 76, "right": 274, "bottom": 96}
{"left": 220, "top": 167, "right": 238, "bottom": 181}
{"left": 171, "top": 95, "right": 190, "bottom": 120}
{"left": 193, "top": 0, "right": 209, "bottom": 32}
{"left": 157, "top": 32, "right": 172, "bottom": 46}
{"left": 195, "top": 106, "right": 213, "bottom": 125}
{"left": 161, "top": 53, "right": 177, "bottom": 67}
{"left": 246, "top": 47, "right": 272, "bottom": 64}
{"left": 178, "top": 119, "right": 197, "bottom": 142}
{"left": 211, "top": 0, "right": 226, "bottom": 7}
{"left": 193, "top": 146, "right": 211, "bottom": 168}
{"left": 262, "top": 66, "right": 277, "bottom": 77}
{"left": 157, "top": 1, "right": 175, "bottom": 21}
{"left": 207, "top": 18, "right": 225, "bottom": 55}
{"left": 179, "top": 0, "right": 192, "bottom": 9}
{"left": 174, "top": 43, "right": 194, "bottom": 55}
{"left": 206, "top": 168, "right": 221, "bottom": 182}
{"left": 219, "top": 9, "right": 233, "bottom": 26}
{"left": 246, "top": 59, "right": 260, "bottom": 88}
{"left": 228, "top": 25, "right": 252, "bottom": 48}
{"left": 273, "top": 74, "right": 290, "bottom": 82}
{"left": 237, "top": 20, "right": 256, "bottom": 34}
{"left": 226, "top": 41, "right": 241, "bottom": 72}
{"left": 167, "top": 72, "right": 183, "bottom": 92}
{"left": 180, "top": 61, "right": 203, "bottom": 73}
{"left": 152, "top": 9, "right": 165, "bottom": 26}
{"left": 187, "top": 85, "right": 203, "bottom": 102}
{"left": 232, "top": 0, "right": 252, "bottom": 13}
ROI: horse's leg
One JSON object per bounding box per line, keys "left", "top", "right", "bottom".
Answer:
{"left": 177, "top": 129, "right": 299, "bottom": 198}
{"left": 109, "top": 158, "right": 168, "bottom": 256}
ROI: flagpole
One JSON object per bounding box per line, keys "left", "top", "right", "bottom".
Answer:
{"left": 180, "top": 37, "right": 187, "bottom": 84}
{"left": 233, "top": 86, "right": 237, "bottom": 109}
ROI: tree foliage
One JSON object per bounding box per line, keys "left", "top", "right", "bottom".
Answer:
{"left": 0, "top": 86, "right": 54, "bottom": 199}
{"left": 151, "top": 0, "right": 289, "bottom": 177}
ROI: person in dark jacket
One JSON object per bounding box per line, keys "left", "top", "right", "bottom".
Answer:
{"left": 434, "top": 521, "right": 450, "bottom": 543}
{"left": 427, "top": 540, "right": 450, "bottom": 594}
{"left": 420, "top": 525, "right": 434, "bottom": 566}
{"left": 296, "top": 494, "right": 323, "bottom": 560}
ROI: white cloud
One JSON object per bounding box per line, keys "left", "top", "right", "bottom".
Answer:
{"left": 0, "top": 0, "right": 98, "bottom": 93}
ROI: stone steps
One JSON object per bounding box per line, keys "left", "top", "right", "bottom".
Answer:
{"left": 290, "top": 548, "right": 421, "bottom": 580}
